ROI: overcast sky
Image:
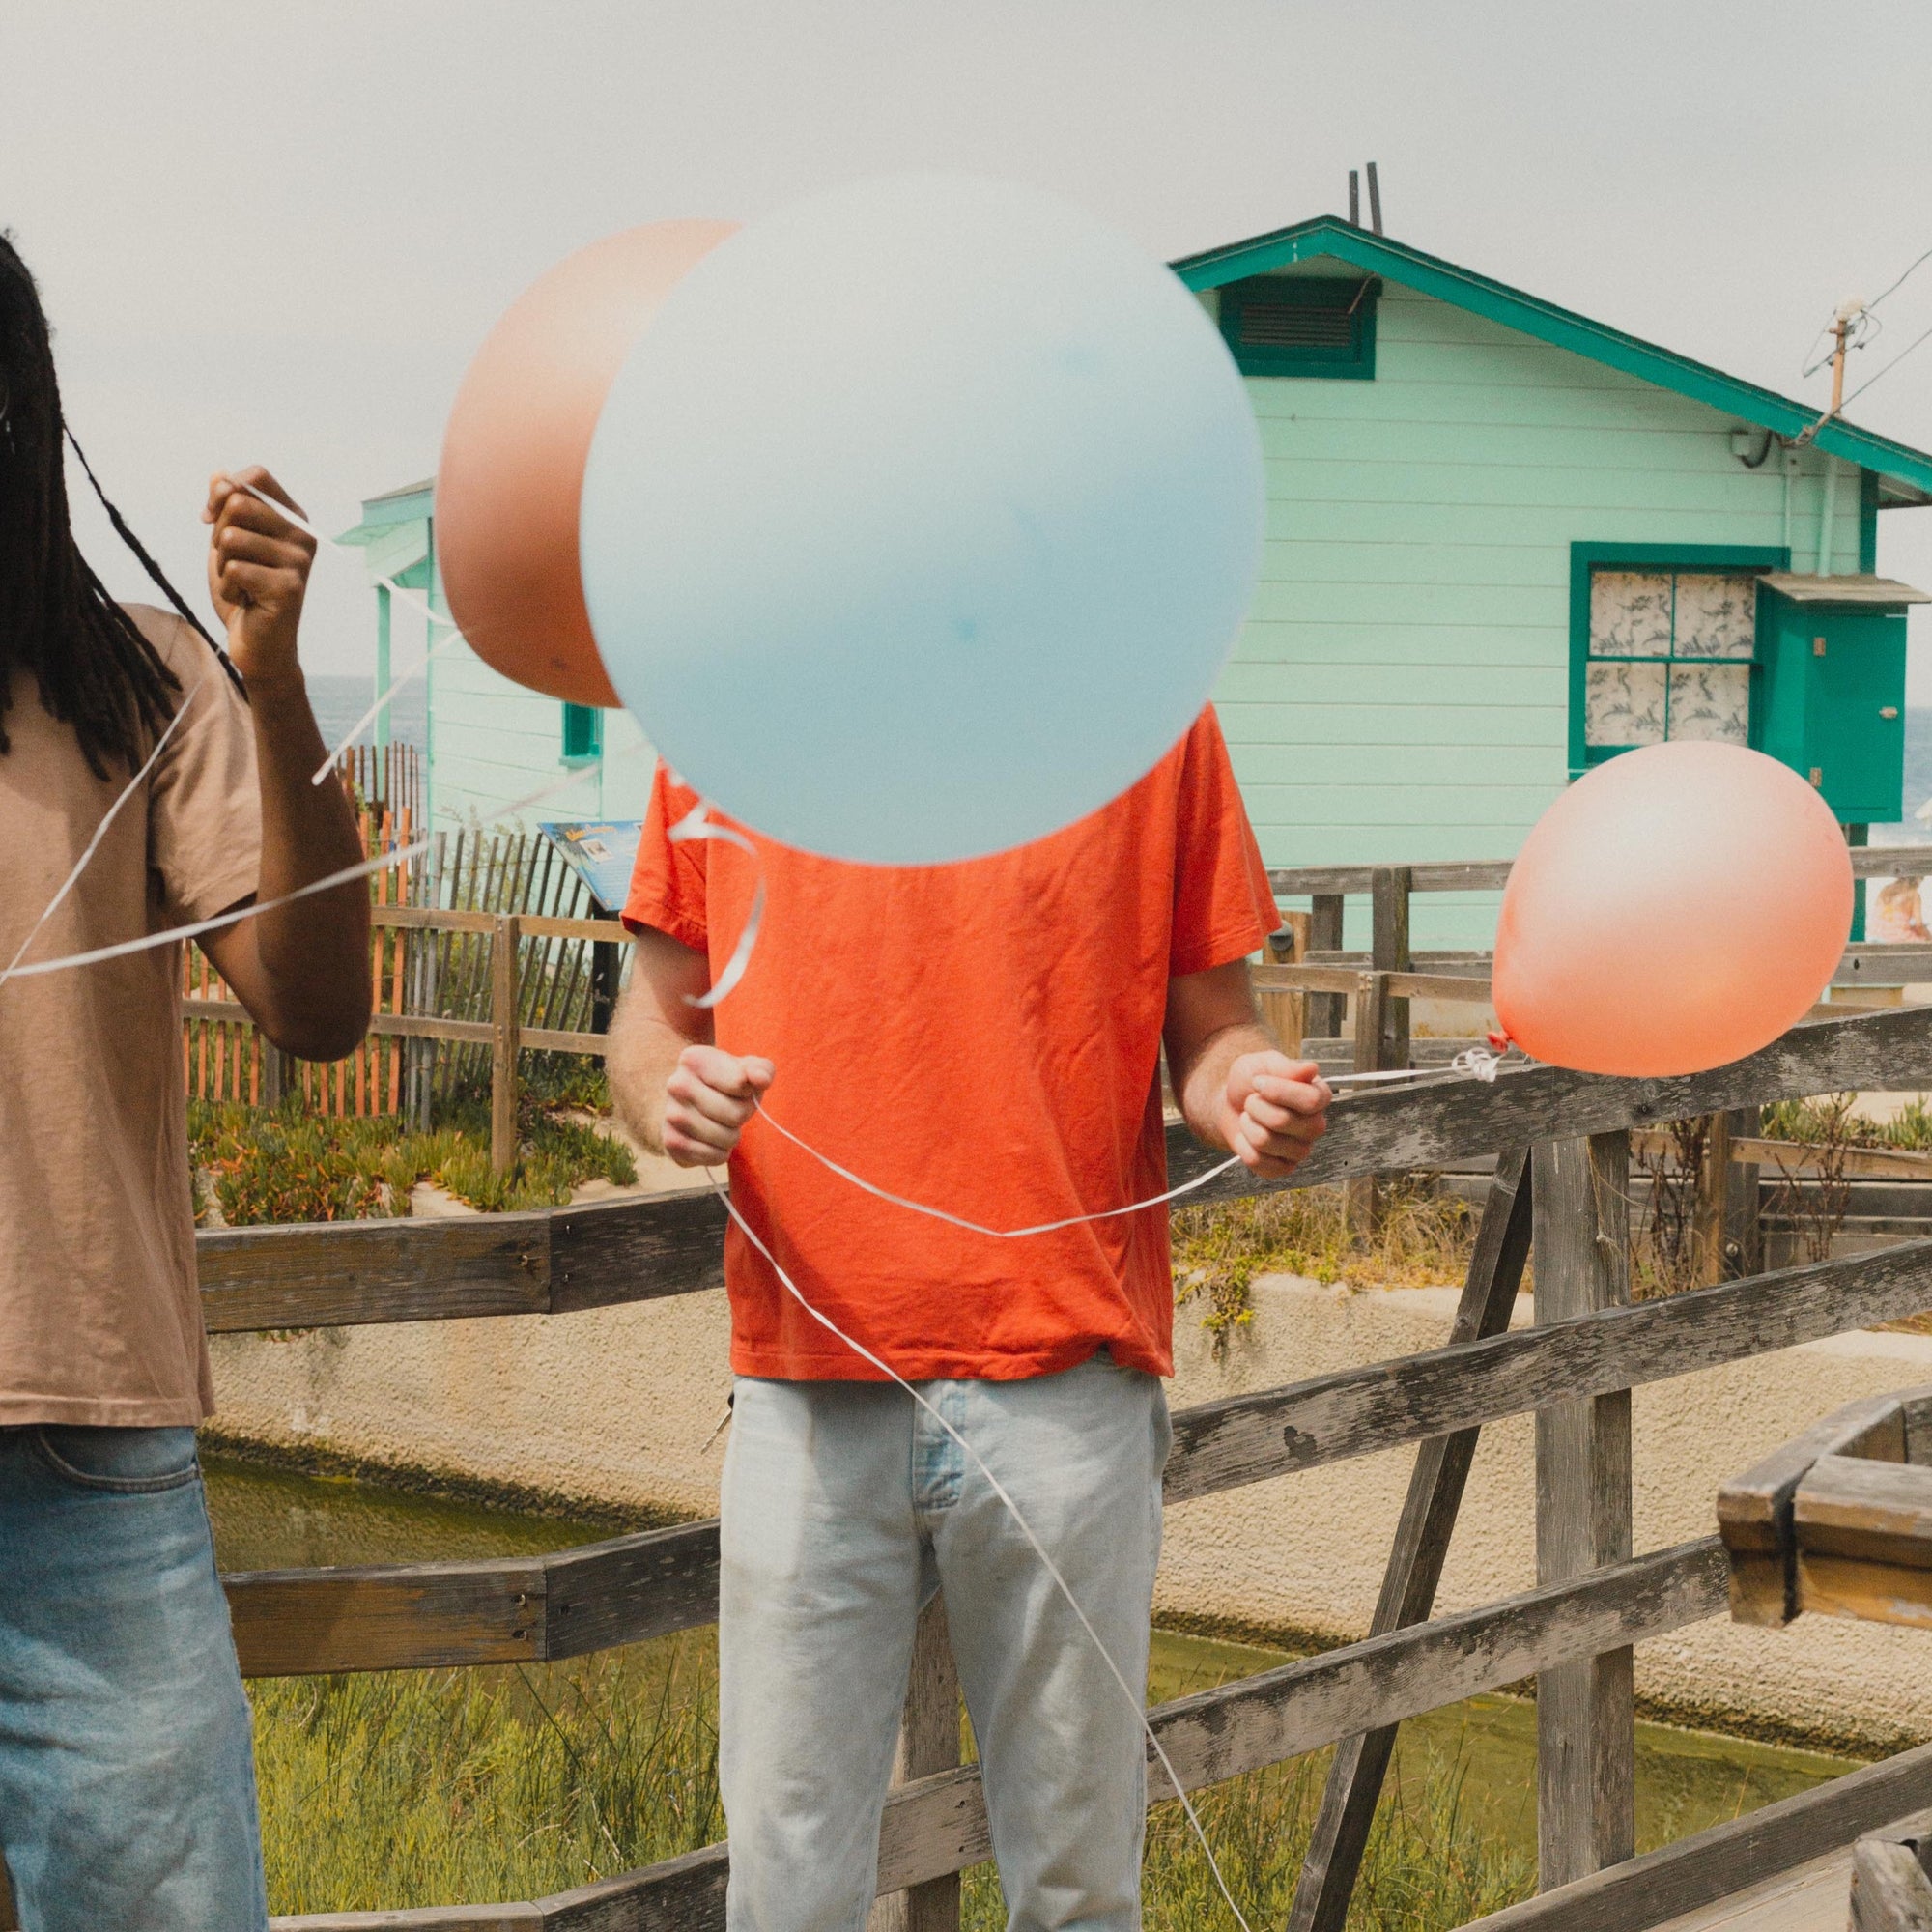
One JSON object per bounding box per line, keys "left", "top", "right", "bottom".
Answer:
{"left": 6, "top": 0, "right": 1932, "bottom": 692}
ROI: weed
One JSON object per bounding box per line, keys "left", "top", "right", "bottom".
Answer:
{"left": 1173, "top": 1182, "right": 1476, "bottom": 1350}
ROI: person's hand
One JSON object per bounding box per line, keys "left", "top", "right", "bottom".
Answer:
{"left": 661, "top": 1044, "right": 776, "bottom": 1168}
{"left": 1219, "top": 1051, "right": 1330, "bottom": 1178}
{"left": 203, "top": 467, "right": 316, "bottom": 683}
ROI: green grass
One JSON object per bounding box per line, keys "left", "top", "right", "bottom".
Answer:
{"left": 250, "top": 1646, "right": 1529, "bottom": 1928}
{"left": 188, "top": 1095, "right": 636, "bottom": 1224}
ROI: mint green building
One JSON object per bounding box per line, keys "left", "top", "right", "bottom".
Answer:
{"left": 345, "top": 216, "right": 1932, "bottom": 944}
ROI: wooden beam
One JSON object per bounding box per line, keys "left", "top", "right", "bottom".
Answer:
{"left": 1168, "top": 1233, "right": 1932, "bottom": 1502}
{"left": 1717, "top": 1395, "right": 1908, "bottom": 1626}
{"left": 228, "top": 1521, "right": 722, "bottom": 1676}
{"left": 1455, "top": 1738, "right": 1932, "bottom": 1932}
{"left": 1288, "top": 1149, "right": 1535, "bottom": 1932}
{"left": 196, "top": 1007, "right": 1932, "bottom": 1339}
{"left": 868, "top": 1599, "right": 963, "bottom": 1932}
{"left": 1796, "top": 1454, "right": 1932, "bottom": 1569}
{"left": 1533, "top": 1134, "right": 1634, "bottom": 1890}
{"left": 1265, "top": 846, "right": 1932, "bottom": 897}
{"left": 1851, "top": 1837, "right": 1932, "bottom": 1931}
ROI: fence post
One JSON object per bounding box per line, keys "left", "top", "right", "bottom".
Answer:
{"left": 1306, "top": 892, "right": 1347, "bottom": 1041}
{"left": 1726, "top": 1106, "right": 1763, "bottom": 1277}
{"left": 1533, "top": 1130, "right": 1635, "bottom": 1889}
{"left": 1258, "top": 914, "right": 1310, "bottom": 1053}
{"left": 867, "top": 1596, "right": 962, "bottom": 1932}
{"left": 491, "top": 914, "right": 522, "bottom": 1178}
{"left": 1693, "top": 1111, "right": 1732, "bottom": 1285}
{"left": 1370, "top": 865, "right": 1412, "bottom": 1069}
{"left": 1345, "top": 970, "right": 1390, "bottom": 1241}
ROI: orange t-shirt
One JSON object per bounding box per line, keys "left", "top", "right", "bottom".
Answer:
{"left": 622, "top": 706, "right": 1278, "bottom": 1383}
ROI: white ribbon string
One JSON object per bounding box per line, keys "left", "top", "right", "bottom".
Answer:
{"left": 753, "top": 1100, "right": 1247, "bottom": 1236}
{"left": 1, "top": 671, "right": 209, "bottom": 984}
{"left": 704, "top": 1166, "right": 1257, "bottom": 1932}
{"left": 0, "top": 840, "right": 432, "bottom": 982}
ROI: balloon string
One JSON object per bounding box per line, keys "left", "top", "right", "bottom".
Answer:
{"left": 1, "top": 670, "right": 211, "bottom": 983}
{"left": 2, "top": 750, "right": 651, "bottom": 986}
{"left": 702, "top": 1164, "right": 1258, "bottom": 1932}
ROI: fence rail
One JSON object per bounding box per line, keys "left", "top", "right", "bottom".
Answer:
{"left": 158, "top": 997, "right": 1932, "bottom": 1930}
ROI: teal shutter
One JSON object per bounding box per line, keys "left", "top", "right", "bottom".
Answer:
{"left": 560, "top": 703, "right": 603, "bottom": 764}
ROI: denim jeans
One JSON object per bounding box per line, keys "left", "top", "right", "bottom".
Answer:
{"left": 718, "top": 1355, "right": 1171, "bottom": 1932}
{"left": 0, "top": 1427, "right": 267, "bottom": 1932}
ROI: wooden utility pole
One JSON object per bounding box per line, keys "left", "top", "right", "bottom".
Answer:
{"left": 1830, "top": 310, "right": 1852, "bottom": 421}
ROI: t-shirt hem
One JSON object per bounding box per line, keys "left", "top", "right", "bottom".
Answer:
{"left": 1170, "top": 918, "right": 1274, "bottom": 980}
{"left": 0, "top": 1394, "right": 208, "bottom": 1428}
{"left": 729, "top": 1337, "right": 1174, "bottom": 1383}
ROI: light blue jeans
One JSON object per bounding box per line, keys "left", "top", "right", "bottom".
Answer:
{"left": 718, "top": 1356, "right": 1171, "bottom": 1932}
{"left": 0, "top": 1427, "right": 267, "bottom": 1932}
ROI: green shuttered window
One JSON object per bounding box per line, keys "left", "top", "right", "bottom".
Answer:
{"left": 560, "top": 703, "right": 603, "bottom": 765}
{"left": 1217, "top": 276, "right": 1378, "bottom": 380}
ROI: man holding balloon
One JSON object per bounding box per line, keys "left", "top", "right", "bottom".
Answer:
{"left": 497, "top": 179, "right": 1339, "bottom": 1930}
{"left": 439, "top": 177, "right": 1336, "bottom": 1925}
{"left": 611, "top": 717, "right": 1332, "bottom": 1931}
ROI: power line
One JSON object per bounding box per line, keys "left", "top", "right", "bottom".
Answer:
{"left": 1868, "top": 243, "right": 1932, "bottom": 313}
{"left": 1839, "top": 312, "right": 1932, "bottom": 412}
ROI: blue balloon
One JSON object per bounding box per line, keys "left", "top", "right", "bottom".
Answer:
{"left": 580, "top": 174, "right": 1264, "bottom": 865}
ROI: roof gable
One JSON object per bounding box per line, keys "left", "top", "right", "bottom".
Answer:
{"left": 1172, "top": 217, "right": 1932, "bottom": 506}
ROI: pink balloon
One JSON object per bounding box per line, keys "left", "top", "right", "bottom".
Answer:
{"left": 1493, "top": 743, "right": 1854, "bottom": 1077}
{"left": 437, "top": 220, "right": 738, "bottom": 708}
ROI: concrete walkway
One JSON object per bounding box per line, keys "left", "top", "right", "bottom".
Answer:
{"left": 1653, "top": 1850, "right": 1849, "bottom": 1931}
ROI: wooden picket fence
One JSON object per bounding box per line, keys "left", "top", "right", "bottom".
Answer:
{"left": 182, "top": 815, "right": 623, "bottom": 1135}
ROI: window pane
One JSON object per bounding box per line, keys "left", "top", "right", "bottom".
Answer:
{"left": 1666, "top": 664, "right": 1750, "bottom": 744}
{"left": 1589, "top": 571, "right": 1672, "bottom": 658}
{"left": 1586, "top": 661, "right": 1666, "bottom": 747}
{"left": 1673, "top": 574, "right": 1756, "bottom": 659}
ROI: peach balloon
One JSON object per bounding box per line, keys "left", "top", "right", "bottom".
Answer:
{"left": 1492, "top": 742, "right": 1853, "bottom": 1077}
{"left": 436, "top": 221, "right": 737, "bottom": 707}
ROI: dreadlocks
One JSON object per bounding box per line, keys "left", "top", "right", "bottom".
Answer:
{"left": 0, "top": 232, "right": 236, "bottom": 779}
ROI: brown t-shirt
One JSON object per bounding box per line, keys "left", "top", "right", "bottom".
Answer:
{"left": 0, "top": 610, "right": 260, "bottom": 1425}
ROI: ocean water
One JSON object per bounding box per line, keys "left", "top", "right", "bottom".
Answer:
{"left": 305, "top": 670, "right": 427, "bottom": 751}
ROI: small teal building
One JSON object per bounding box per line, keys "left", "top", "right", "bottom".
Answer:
{"left": 345, "top": 215, "right": 1932, "bottom": 944}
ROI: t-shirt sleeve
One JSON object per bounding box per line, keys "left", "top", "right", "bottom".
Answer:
{"left": 622, "top": 761, "right": 711, "bottom": 953}
{"left": 147, "top": 624, "right": 262, "bottom": 929}
{"left": 1168, "top": 706, "right": 1280, "bottom": 979}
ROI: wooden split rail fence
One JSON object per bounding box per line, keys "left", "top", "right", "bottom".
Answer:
{"left": 32, "top": 1001, "right": 1921, "bottom": 1932}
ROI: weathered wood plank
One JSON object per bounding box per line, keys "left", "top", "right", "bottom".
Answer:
{"left": 227, "top": 1558, "right": 544, "bottom": 1676}
{"left": 1266, "top": 846, "right": 1932, "bottom": 897}
{"left": 196, "top": 1008, "right": 1932, "bottom": 1339}
{"left": 537, "top": 1843, "right": 728, "bottom": 1931}
{"left": 1168, "top": 1236, "right": 1932, "bottom": 1504}
{"left": 869, "top": 1599, "right": 963, "bottom": 1932}
{"left": 1533, "top": 1133, "right": 1635, "bottom": 1890}
{"left": 549, "top": 1190, "right": 728, "bottom": 1314}
{"left": 1718, "top": 1395, "right": 1911, "bottom": 1625}
{"left": 1798, "top": 1551, "right": 1932, "bottom": 1630}
{"left": 1288, "top": 1149, "right": 1535, "bottom": 1932}
{"left": 1456, "top": 1738, "right": 1932, "bottom": 1931}
{"left": 199, "top": 1214, "right": 551, "bottom": 1333}
{"left": 542, "top": 1522, "right": 724, "bottom": 1658}
{"left": 1851, "top": 1838, "right": 1932, "bottom": 1932}
{"left": 1170, "top": 1007, "right": 1932, "bottom": 1209}
{"left": 271, "top": 1908, "right": 541, "bottom": 1930}
{"left": 1795, "top": 1455, "right": 1932, "bottom": 1570}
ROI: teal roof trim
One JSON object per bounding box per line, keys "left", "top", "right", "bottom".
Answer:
{"left": 1172, "top": 218, "right": 1932, "bottom": 503}
{"left": 336, "top": 481, "right": 434, "bottom": 547}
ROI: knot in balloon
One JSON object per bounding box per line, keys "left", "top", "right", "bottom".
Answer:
{"left": 1492, "top": 741, "right": 1854, "bottom": 1078}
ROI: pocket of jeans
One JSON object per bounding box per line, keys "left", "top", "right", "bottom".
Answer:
{"left": 31, "top": 1425, "right": 202, "bottom": 1493}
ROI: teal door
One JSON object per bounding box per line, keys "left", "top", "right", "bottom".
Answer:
{"left": 1809, "top": 610, "right": 1907, "bottom": 822}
